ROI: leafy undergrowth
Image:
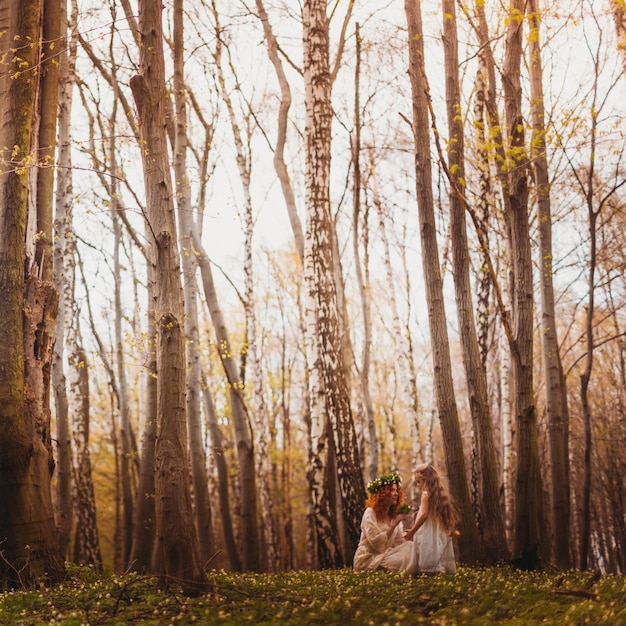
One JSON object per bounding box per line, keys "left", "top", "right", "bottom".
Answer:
{"left": 1, "top": 564, "right": 625, "bottom": 625}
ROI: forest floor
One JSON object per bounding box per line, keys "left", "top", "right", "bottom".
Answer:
{"left": 1, "top": 563, "right": 625, "bottom": 625}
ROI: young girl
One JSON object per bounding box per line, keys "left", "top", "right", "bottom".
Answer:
{"left": 404, "top": 463, "right": 459, "bottom": 573}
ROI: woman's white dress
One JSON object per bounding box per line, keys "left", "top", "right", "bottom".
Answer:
{"left": 353, "top": 507, "right": 414, "bottom": 573}
{"left": 413, "top": 497, "right": 456, "bottom": 573}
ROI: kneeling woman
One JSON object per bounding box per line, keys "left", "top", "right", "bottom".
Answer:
{"left": 353, "top": 471, "right": 413, "bottom": 573}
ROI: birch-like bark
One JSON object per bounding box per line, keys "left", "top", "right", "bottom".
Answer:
{"left": 67, "top": 323, "right": 103, "bottom": 570}
{"left": 52, "top": 0, "right": 77, "bottom": 561}
{"left": 470, "top": 43, "right": 491, "bottom": 539}
{"left": 472, "top": 52, "right": 492, "bottom": 370}
{"left": 303, "top": 0, "right": 366, "bottom": 568}
{"left": 499, "top": 317, "right": 515, "bottom": 543}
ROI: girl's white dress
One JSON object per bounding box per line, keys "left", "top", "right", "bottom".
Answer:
{"left": 353, "top": 507, "right": 414, "bottom": 573}
{"left": 413, "top": 495, "right": 456, "bottom": 573}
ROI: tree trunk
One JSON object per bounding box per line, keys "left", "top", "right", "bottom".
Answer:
{"left": 173, "top": 0, "right": 214, "bottom": 567}
{"left": 182, "top": 273, "right": 214, "bottom": 566}
{"left": 302, "top": 0, "right": 366, "bottom": 568}
{"left": 0, "top": 0, "right": 65, "bottom": 587}
{"left": 113, "top": 207, "right": 135, "bottom": 569}
{"left": 352, "top": 23, "right": 379, "bottom": 482}
{"left": 472, "top": 49, "right": 492, "bottom": 374}
{"left": 277, "top": 314, "right": 296, "bottom": 569}
{"left": 527, "top": 0, "right": 572, "bottom": 569}
{"left": 105, "top": 75, "right": 137, "bottom": 568}
{"left": 470, "top": 43, "right": 493, "bottom": 543}
{"left": 52, "top": 0, "right": 77, "bottom": 561}
{"left": 129, "top": 268, "right": 157, "bottom": 571}
{"left": 503, "top": 0, "right": 545, "bottom": 569}
{"left": 441, "top": 0, "right": 509, "bottom": 565}
{"left": 193, "top": 235, "right": 261, "bottom": 571}
{"left": 201, "top": 377, "right": 242, "bottom": 571}
{"left": 34, "top": 0, "right": 60, "bottom": 281}
{"left": 129, "top": 0, "right": 203, "bottom": 590}
{"left": 404, "top": 0, "right": 480, "bottom": 564}
{"left": 472, "top": 0, "right": 516, "bottom": 546}
{"left": 68, "top": 330, "right": 103, "bottom": 570}
{"left": 254, "top": 0, "right": 305, "bottom": 262}
{"left": 578, "top": 63, "right": 602, "bottom": 569}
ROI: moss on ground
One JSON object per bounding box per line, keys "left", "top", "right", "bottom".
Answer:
{"left": 1, "top": 564, "right": 625, "bottom": 625}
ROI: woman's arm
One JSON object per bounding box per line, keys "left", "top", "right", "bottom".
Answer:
{"left": 361, "top": 508, "right": 394, "bottom": 552}
{"left": 404, "top": 491, "right": 429, "bottom": 540}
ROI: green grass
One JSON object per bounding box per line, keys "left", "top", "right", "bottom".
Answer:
{"left": 1, "top": 564, "right": 625, "bottom": 625}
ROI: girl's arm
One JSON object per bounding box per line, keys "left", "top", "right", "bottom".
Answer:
{"left": 404, "top": 491, "right": 429, "bottom": 540}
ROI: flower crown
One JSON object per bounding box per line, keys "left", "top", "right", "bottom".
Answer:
{"left": 367, "top": 471, "right": 402, "bottom": 494}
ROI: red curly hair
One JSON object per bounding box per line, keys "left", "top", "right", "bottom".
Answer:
{"left": 365, "top": 484, "right": 406, "bottom": 520}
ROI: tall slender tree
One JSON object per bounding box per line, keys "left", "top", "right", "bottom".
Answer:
{"left": 471, "top": 0, "right": 517, "bottom": 541}
{"left": 106, "top": 39, "right": 136, "bottom": 564}
{"left": 302, "top": 0, "right": 366, "bottom": 568}
{"left": 128, "top": 262, "right": 158, "bottom": 572}
{"left": 560, "top": 6, "right": 626, "bottom": 566}
{"left": 352, "top": 23, "right": 379, "bottom": 482}
{"left": 502, "top": 0, "right": 545, "bottom": 568}
{"left": 441, "top": 0, "right": 508, "bottom": 564}
{"left": 52, "top": 0, "right": 78, "bottom": 561}
{"left": 67, "top": 318, "right": 103, "bottom": 570}
{"left": 129, "top": 0, "right": 204, "bottom": 589}
{"left": 404, "top": 0, "right": 480, "bottom": 564}
{"left": 253, "top": 0, "right": 305, "bottom": 262}
{"left": 201, "top": 376, "right": 242, "bottom": 571}
{"left": 193, "top": 235, "right": 261, "bottom": 571}
{"left": 172, "top": 0, "right": 214, "bottom": 567}
{"left": 527, "top": 0, "right": 571, "bottom": 568}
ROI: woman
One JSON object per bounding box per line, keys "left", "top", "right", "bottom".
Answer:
{"left": 353, "top": 471, "right": 414, "bottom": 573}
{"left": 404, "top": 463, "right": 459, "bottom": 573}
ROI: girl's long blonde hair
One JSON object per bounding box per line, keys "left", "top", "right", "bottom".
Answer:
{"left": 415, "top": 464, "right": 458, "bottom": 532}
